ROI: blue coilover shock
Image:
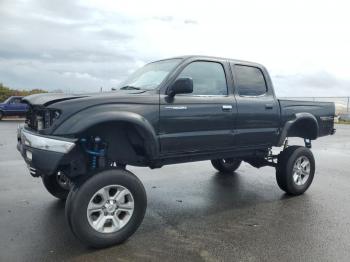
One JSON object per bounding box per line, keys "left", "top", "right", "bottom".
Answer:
{"left": 80, "top": 137, "right": 106, "bottom": 169}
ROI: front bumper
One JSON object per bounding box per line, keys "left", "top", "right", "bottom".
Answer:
{"left": 17, "top": 125, "right": 76, "bottom": 176}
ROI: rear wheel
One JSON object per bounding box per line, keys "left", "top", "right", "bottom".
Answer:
{"left": 276, "top": 146, "right": 315, "bottom": 195}
{"left": 42, "top": 172, "right": 70, "bottom": 200}
{"left": 211, "top": 158, "right": 242, "bottom": 173}
{"left": 65, "top": 169, "right": 147, "bottom": 248}
{"left": 0, "top": 111, "right": 3, "bottom": 120}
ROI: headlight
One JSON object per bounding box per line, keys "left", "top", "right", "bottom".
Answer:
{"left": 52, "top": 110, "right": 61, "bottom": 121}
{"left": 39, "top": 109, "right": 62, "bottom": 130}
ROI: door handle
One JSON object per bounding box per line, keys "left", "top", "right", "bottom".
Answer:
{"left": 222, "top": 105, "right": 232, "bottom": 111}
{"left": 265, "top": 104, "right": 273, "bottom": 109}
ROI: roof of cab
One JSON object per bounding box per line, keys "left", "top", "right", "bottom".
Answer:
{"left": 154, "top": 55, "right": 265, "bottom": 68}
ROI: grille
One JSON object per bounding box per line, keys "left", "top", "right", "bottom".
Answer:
{"left": 25, "top": 106, "right": 58, "bottom": 131}
{"left": 25, "top": 106, "right": 39, "bottom": 130}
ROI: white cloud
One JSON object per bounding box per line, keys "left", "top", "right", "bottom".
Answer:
{"left": 0, "top": 0, "right": 349, "bottom": 96}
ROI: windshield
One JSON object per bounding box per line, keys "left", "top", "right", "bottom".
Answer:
{"left": 3, "top": 97, "right": 11, "bottom": 103}
{"left": 118, "top": 59, "right": 181, "bottom": 90}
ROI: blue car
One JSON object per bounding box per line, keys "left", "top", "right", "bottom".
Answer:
{"left": 0, "top": 96, "right": 28, "bottom": 120}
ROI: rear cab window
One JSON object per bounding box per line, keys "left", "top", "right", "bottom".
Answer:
{"left": 234, "top": 65, "right": 267, "bottom": 96}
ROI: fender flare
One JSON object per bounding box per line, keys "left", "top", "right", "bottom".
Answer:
{"left": 53, "top": 108, "right": 159, "bottom": 158}
{"left": 277, "top": 112, "right": 319, "bottom": 147}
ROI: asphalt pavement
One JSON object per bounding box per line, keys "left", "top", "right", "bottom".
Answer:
{"left": 0, "top": 120, "right": 350, "bottom": 261}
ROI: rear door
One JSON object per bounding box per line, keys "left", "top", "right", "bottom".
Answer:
{"left": 159, "top": 60, "right": 237, "bottom": 154}
{"left": 231, "top": 64, "right": 280, "bottom": 147}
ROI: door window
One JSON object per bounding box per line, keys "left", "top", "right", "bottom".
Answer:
{"left": 10, "top": 98, "right": 21, "bottom": 104}
{"left": 235, "top": 65, "right": 267, "bottom": 96}
{"left": 177, "top": 61, "right": 227, "bottom": 95}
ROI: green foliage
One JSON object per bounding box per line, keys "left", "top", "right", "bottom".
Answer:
{"left": 0, "top": 83, "right": 47, "bottom": 102}
{"left": 338, "top": 119, "right": 350, "bottom": 125}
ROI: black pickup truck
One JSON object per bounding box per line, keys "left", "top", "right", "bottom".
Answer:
{"left": 17, "top": 56, "right": 335, "bottom": 248}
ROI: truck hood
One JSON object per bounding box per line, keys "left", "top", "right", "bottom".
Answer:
{"left": 24, "top": 89, "right": 158, "bottom": 135}
{"left": 22, "top": 90, "right": 147, "bottom": 106}
{"left": 22, "top": 93, "right": 88, "bottom": 106}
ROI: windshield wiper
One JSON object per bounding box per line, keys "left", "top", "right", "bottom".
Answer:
{"left": 120, "top": 85, "right": 141, "bottom": 90}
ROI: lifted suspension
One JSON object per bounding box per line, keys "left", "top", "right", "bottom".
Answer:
{"left": 80, "top": 136, "right": 107, "bottom": 169}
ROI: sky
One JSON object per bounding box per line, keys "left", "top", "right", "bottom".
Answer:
{"left": 0, "top": 0, "right": 350, "bottom": 96}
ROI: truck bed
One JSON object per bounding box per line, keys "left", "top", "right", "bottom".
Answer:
{"left": 278, "top": 99, "right": 335, "bottom": 137}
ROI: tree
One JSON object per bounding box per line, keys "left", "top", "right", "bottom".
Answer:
{"left": 0, "top": 82, "right": 47, "bottom": 102}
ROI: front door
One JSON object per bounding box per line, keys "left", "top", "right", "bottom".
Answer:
{"left": 6, "top": 97, "right": 23, "bottom": 116}
{"left": 159, "top": 61, "right": 236, "bottom": 154}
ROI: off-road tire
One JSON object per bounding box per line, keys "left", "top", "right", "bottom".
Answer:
{"left": 65, "top": 185, "right": 79, "bottom": 236}
{"left": 276, "top": 146, "right": 315, "bottom": 195}
{"left": 65, "top": 169, "right": 147, "bottom": 248}
{"left": 42, "top": 173, "right": 70, "bottom": 200}
{"left": 211, "top": 158, "right": 242, "bottom": 173}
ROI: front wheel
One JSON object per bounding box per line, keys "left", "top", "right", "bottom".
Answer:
{"left": 0, "top": 111, "right": 3, "bottom": 120}
{"left": 42, "top": 172, "right": 70, "bottom": 200}
{"left": 276, "top": 146, "right": 315, "bottom": 195}
{"left": 211, "top": 158, "right": 242, "bottom": 174}
{"left": 65, "top": 169, "right": 147, "bottom": 248}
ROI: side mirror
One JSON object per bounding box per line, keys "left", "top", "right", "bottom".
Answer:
{"left": 167, "top": 78, "right": 193, "bottom": 97}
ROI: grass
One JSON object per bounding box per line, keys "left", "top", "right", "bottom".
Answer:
{"left": 336, "top": 119, "right": 350, "bottom": 125}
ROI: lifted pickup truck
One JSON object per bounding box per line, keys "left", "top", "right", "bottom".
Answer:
{"left": 17, "top": 56, "right": 335, "bottom": 248}
{"left": 0, "top": 96, "right": 28, "bottom": 120}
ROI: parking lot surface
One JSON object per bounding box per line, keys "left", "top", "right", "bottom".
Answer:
{"left": 0, "top": 120, "right": 350, "bottom": 261}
